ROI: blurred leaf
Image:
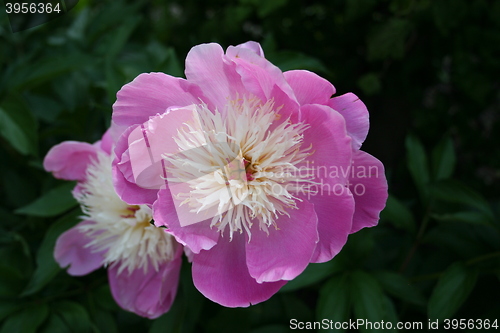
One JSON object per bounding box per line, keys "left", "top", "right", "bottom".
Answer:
{"left": 0, "top": 303, "right": 48, "bottom": 333}
{"left": 24, "top": 94, "right": 63, "bottom": 123}
{"left": 431, "top": 136, "right": 455, "bottom": 180}
{"left": 357, "top": 72, "right": 381, "bottom": 96}
{"left": 317, "top": 274, "right": 351, "bottom": 333}
{"left": 250, "top": 325, "right": 289, "bottom": 333}
{"left": 374, "top": 271, "right": 426, "bottom": 307}
{"left": 0, "top": 265, "right": 25, "bottom": 297}
{"left": 105, "top": 16, "right": 141, "bottom": 102}
{"left": 431, "top": 211, "right": 493, "bottom": 226}
{"left": 156, "top": 47, "right": 184, "bottom": 78}
{"left": 0, "top": 301, "right": 22, "bottom": 322}
{"left": 367, "top": 18, "right": 411, "bottom": 61}
{"left": 239, "top": 0, "right": 287, "bottom": 17}
{"left": 432, "top": 0, "right": 466, "bottom": 35}
{"left": 106, "top": 17, "right": 141, "bottom": 61}
{"left": 0, "top": 96, "right": 38, "bottom": 156}
{"left": 15, "top": 182, "right": 77, "bottom": 217}
{"left": 351, "top": 271, "right": 397, "bottom": 333}
{"left": 2, "top": 167, "right": 38, "bottom": 207}
{"left": 405, "top": 135, "right": 430, "bottom": 201}
{"left": 380, "top": 194, "right": 416, "bottom": 233}
{"left": 428, "top": 262, "right": 477, "bottom": 320}
{"left": 281, "top": 293, "right": 313, "bottom": 323}
{"left": 270, "top": 51, "right": 329, "bottom": 74}
{"left": 0, "top": 233, "right": 32, "bottom": 297}
{"left": 431, "top": 180, "right": 494, "bottom": 221}
{"left": 92, "top": 310, "right": 118, "bottom": 333}
{"left": 424, "top": 223, "right": 489, "bottom": 259}
{"left": 66, "top": 7, "right": 90, "bottom": 41}
{"left": 39, "top": 313, "right": 69, "bottom": 333}
{"left": 21, "top": 209, "right": 80, "bottom": 296}
{"left": 281, "top": 260, "right": 342, "bottom": 292}
{"left": 10, "top": 53, "right": 95, "bottom": 90}
{"left": 92, "top": 285, "right": 119, "bottom": 312}
{"left": 52, "top": 301, "right": 91, "bottom": 333}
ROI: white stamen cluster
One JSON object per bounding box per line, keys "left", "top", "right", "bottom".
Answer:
{"left": 75, "top": 151, "right": 176, "bottom": 275}
{"left": 163, "top": 97, "right": 315, "bottom": 240}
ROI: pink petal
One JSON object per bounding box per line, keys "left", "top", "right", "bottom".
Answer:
{"left": 283, "top": 70, "right": 335, "bottom": 106}
{"left": 112, "top": 73, "right": 207, "bottom": 140}
{"left": 153, "top": 188, "right": 220, "bottom": 254}
{"left": 127, "top": 106, "right": 200, "bottom": 190}
{"left": 185, "top": 43, "right": 245, "bottom": 110}
{"left": 112, "top": 124, "right": 158, "bottom": 205}
{"left": 328, "top": 93, "right": 370, "bottom": 149}
{"left": 108, "top": 245, "right": 183, "bottom": 319}
{"left": 299, "top": 104, "right": 352, "bottom": 188}
{"left": 226, "top": 46, "right": 297, "bottom": 107}
{"left": 43, "top": 141, "right": 99, "bottom": 182}
{"left": 245, "top": 199, "right": 318, "bottom": 283}
{"left": 235, "top": 41, "right": 265, "bottom": 57}
{"left": 349, "top": 150, "right": 388, "bottom": 233}
{"left": 192, "top": 232, "right": 286, "bottom": 307}
{"left": 97, "top": 128, "right": 114, "bottom": 154}
{"left": 54, "top": 221, "right": 105, "bottom": 276}
{"left": 308, "top": 189, "right": 355, "bottom": 263}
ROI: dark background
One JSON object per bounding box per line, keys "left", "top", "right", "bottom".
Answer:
{"left": 0, "top": 0, "right": 499, "bottom": 332}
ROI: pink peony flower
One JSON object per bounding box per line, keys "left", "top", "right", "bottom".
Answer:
{"left": 43, "top": 130, "right": 183, "bottom": 319}
{"left": 112, "top": 41, "right": 388, "bottom": 307}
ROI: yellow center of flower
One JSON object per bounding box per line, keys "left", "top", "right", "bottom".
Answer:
{"left": 163, "top": 97, "right": 316, "bottom": 240}
{"left": 76, "top": 152, "right": 176, "bottom": 275}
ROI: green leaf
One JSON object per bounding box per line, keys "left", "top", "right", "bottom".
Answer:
{"left": 281, "top": 260, "right": 343, "bottom": 292}
{"left": 39, "top": 313, "right": 69, "bottom": 333}
{"left": 104, "top": 16, "right": 141, "bottom": 102}
{"left": 357, "top": 72, "right": 381, "bottom": 96}
{"left": 10, "top": 54, "right": 95, "bottom": 90}
{"left": 0, "top": 301, "right": 23, "bottom": 323}
{"left": 250, "top": 325, "right": 289, "bottom": 333}
{"left": 374, "top": 271, "right": 426, "bottom": 307}
{"left": 15, "top": 182, "right": 77, "bottom": 217}
{"left": 239, "top": 0, "right": 287, "bottom": 17}
{"left": 21, "top": 209, "right": 81, "bottom": 296}
{"left": 155, "top": 47, "right": 183, "bottom": 78}
{"left": 149, "top": 295, "right": 184, "bottom": 333}
{"left": 0, "top": 233, "right": 32, "bottom": 297}
{"left": 431, "top": 180, "right": 494, "bottom": 221}
{"left": 0, "top": 96, "right": 38, "bottom": 156}
{"left": 316, "top": 274, "right": 351, "bottom": 333}
{"left": 367, "top": 18, "right": 412, "bottom": 61}
{"left": 428, "top": 262, "right": 478, "bottom": 320}
{"left": 270, "top": 51, "right": 329, "bottom": 74}
{"left": 405, "top": 135, "right": 430, "bottom": 201}
{"left": 52, "top": 301, "right": 91, "bottom": 333}
{"left": 91, "top": 285, "right": 119, "bottom": 312}
{"left": 380, "top": 194, "right": 416, "bottom": 233}
{"left": 281, "top": 293, "right": 313, "bottom": 323}
{"left": 350, "top": 271, "right": 398, "bottom": 333}
{"left": 92, "top": 310, "right": 118, "bottom": 333}
{"left": 431, "top": 211, "right": 493, "bottom": 226}
{"left": 431, "top": 136, "right": 455, "bottom": 180}
{"left": 0, "top": 303, "right": 48, "bottom": 333}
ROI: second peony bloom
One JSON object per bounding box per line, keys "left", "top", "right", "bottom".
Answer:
{"left": 112, "top": 41, "right": 388, "bottom": 307}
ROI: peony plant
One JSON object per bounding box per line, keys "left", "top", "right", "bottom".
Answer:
{"left": 111, "top": 41, "right": 388, "bottom": 307}
{"left": 44, "top": 130, "right": 183, "bottom": 319}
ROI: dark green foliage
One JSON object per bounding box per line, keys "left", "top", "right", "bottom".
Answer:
{"left": 1, "top": 0, "right": 499, "bottom": 331}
